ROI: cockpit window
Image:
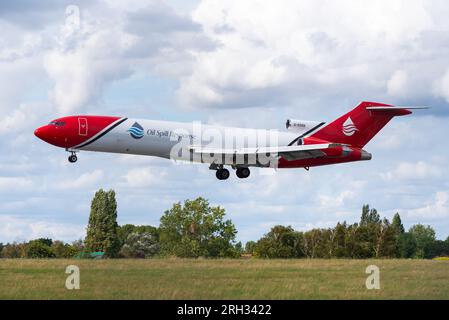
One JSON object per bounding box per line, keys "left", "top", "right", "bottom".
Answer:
{"left": 49, "top": 121, "right": 66, "bottom": 127}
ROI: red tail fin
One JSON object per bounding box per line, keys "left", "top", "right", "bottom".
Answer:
{"left": 309, "top": 101, "right": 412, "bottom": 148}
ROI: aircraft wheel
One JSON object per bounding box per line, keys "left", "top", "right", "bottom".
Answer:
{"left": 68, "top": 155, "right": 78, "bottom": 163}
{"left": 216, "top": 168, "right": 230, "bottom": 180}
{"left": 236, "top": 167, "right": 250, "bottom": 179}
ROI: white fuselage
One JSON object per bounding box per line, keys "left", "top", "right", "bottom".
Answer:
{"left": 78, "top": 118, "right": 299, "bottom": 167}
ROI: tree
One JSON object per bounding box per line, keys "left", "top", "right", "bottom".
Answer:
{"left": 372, "top": 218, "right": 396, "bottom": 258}
{"left": 85, "top": 189, "right": 121, "bottom": 258}
{"left": 409, "top": 224, "right": 436, "bottom": 259}
{"left": 117, "top": 224, "right": 159, "bottom": 247}
{"left": 51, "top": 241, "right": 78, "bottom": 258}
{"left": 302, "top": 229, "right": 323, "bottom": 259}
{"left": 333, "top": 222, "right": 348, "bottom": 258}
{"left": 351, "top": 224, "right": 374, "bottom": 258}
{"left": 36, "top": 238, "right": 53, "bottom": 247}
{"left": 159, "top": 197, "right": 238, "bottom": 258}
{"left": 397, "top": 232, "right": 417, "bottom": 258}
{"left": 428, "top": 240, "right": 449, "bottom": 258}
{"left": 253, "top": 225, "right": 300, "bottom": 258}
{"left": 119, "top": 232, "right": 160, "bottom": 258}
{"left": 245, "top": 241, "right": 257, "bottom": 255}
{"left": 27, "top": 239, "right": 55, "bottom": 258}
{"left": 391, "top": 213, "right": 405, "bottom": 235}
{"left": 360, "top": 204, "right": 370, "bottom": 226}
{"left": 234, "top": 242, "right": 243, "bottom": 255}
{"left": 344, "top": 224, "right": 358, "bottom": 258}
{"left": 1, "top": 242, "right": 27, "bottom": 258}
{"left": 391, "top": 212, "right": 405, "bottom": 257}
{"left": 360, "top": 204, "right": 380, "bottom": 226}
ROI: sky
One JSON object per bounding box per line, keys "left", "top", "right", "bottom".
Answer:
{"left": 1, "top": 0, "right": 449, "bottom": 244}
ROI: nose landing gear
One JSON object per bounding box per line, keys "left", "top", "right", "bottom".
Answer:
{"left": 67, "top": 150, "right": 78, "bottom": 163}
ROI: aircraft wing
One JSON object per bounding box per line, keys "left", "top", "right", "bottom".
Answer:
{"left": 189, "top": 143, "right": 341, "bottom": 161}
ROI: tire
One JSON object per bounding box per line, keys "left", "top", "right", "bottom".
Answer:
{"left": 68, "top": 155, "right": 77, "bottom": 163}
{"left": 236, "top": 167, "right": 250, "bottom": 179}
{"left": 221, "top": 168, "right": 230, "bottom": 180}
{"left": 216, "top": 168, "right": 230, "bottom": 180}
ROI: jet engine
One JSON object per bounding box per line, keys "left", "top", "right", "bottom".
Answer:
{"left": 285, "top": 119, "right": 324, "bottom": 134}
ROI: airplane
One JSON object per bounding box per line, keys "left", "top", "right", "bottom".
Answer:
{"left": 34, "top": 101, "right": 427, "bottom": 180}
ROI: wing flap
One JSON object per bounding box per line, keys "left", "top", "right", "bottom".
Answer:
{"left": 189, "top": 143, "right": 340, "bottom": 161}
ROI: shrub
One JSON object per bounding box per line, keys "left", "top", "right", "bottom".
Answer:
{"left": 26, "top": 240, "right": 55, "bottom": 258}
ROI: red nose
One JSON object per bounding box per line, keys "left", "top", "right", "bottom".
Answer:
{"left": 34, "top": 125, "right": 50, "bottom": 142}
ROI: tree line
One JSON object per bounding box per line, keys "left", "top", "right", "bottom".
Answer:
{"left": 1, "top": 190, "right": 448, "bottom": 259}
{"left": 248, "top": 205, "right": 449, "bottom": 259}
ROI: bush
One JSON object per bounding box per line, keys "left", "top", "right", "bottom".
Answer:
{"left": 26, "top": 240, "right": 55, "bottom": 258}
{"left": 51, "top": 241, "right": 78, "bottom": 258}
{"left": 119, "top": 232, "right": 160, "bottom": 258}
{"left": 433, "top": 256, "right": 449, "bottom": 261}
{"left": 1, "top": 243, "right": 27, "bottom": 258}
{"left": 118, "top": 224, "right": 159, "bottom": 247}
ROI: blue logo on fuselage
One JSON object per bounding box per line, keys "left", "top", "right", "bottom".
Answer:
{"left": 127, "top": 122, "right": 144, "bottom": 139}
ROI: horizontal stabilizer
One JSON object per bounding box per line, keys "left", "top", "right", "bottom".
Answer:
{"left": 366, "top": 106, "right": 430, "bottom": 111}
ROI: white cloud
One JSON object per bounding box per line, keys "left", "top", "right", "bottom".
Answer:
{"left": 407, "top": 191, "right": 449, "bottom": 219}
{"left": 433, "top": 68, "right": 449, "bottom": 103}
{"left": 319, "top": 190, "right": 355, "bottom": 208}
{"left": 387, "top": 70, "right": 409, "bottom": 98}
{"left": 40, "top": 1, "right": 212, "bottom": 115}
{"left": 0, "top": 215, "right": 85, "bottom": 243}
{"left": 381, "top": 161, "right": 441, "bottom": 181}
{"left": 57, "top": 169, "right": 104, "bottom": 189}
{"left": 0, "top": 176, "right": 33, "bottom": 191}
{"left": 173, "top": 0, "right": 449, "bottom": 109}
{"left": 43, "top": 8, "right": 135, "bottom": 114}
{"left": 1, "top": 0, "right": 449, "bottom": 243}
{"left": 123, "top": 167, "right": 168, "bottom": 187}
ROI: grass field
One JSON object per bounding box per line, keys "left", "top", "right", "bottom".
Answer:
{"left": 0, "top": 259, "right": 448, "bottom": 299}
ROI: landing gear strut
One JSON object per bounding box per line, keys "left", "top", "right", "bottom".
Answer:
{"left": 68, "top": 151, "right": 78, "bottom": 163}
{"left": 236, "top": 167, "right": 250, "bottom": 179}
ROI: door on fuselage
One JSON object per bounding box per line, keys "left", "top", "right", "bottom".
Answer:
{"left": 78, "top": 117, "right": 88, "bottom": 136}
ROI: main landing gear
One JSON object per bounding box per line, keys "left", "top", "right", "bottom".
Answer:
{"left": 210, "top": 164, "right": 251, "bottom": 180}
{"left": 67, "top": 150, "right": 78, "bottom": 163}
{"left": 236, "top": 167, "right": 250, "bottom": 179}
{"left": 216, "top": 168, "right": 230, "bottom": 180}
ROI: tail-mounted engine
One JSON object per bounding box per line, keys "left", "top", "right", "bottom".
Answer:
{"left": 285, "top": 119, "right": 324, "bottom": 134}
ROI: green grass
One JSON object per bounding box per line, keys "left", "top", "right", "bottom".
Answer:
{"left": 0, "top": 259, "right": 448, "bottom": 299}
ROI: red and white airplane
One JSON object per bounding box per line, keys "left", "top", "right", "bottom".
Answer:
{"left": 34, "top": 101, "right": 426, "bottom": 180}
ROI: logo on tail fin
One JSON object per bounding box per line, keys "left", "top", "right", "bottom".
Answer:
{"left": 342, "top": 117, "right": 358, "bottom": 136}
